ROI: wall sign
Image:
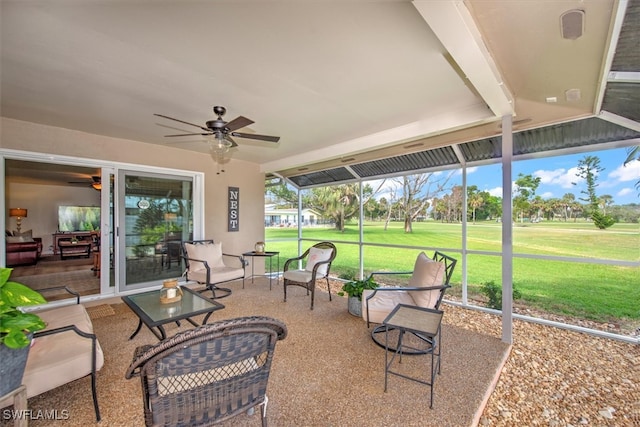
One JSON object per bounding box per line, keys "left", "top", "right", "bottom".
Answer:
{"left": 228, "top": 186, "right": 239, "bottom": 232}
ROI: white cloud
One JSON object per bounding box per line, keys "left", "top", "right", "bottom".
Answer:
{"left": 533, "top": 167, "right": 582, "bottom": 189}
{"left": 617, "top": 188, "right": 634, "bottom": 197}
{"left": 609, "top": 160, "right": 640, "bottom": 183}
{"left": 540, "top": 191, "right": 554, "bottom": 199}
{"left": 488, "top": 186, "right": 502, "bottom": 197}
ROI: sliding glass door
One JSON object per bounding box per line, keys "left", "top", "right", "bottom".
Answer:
{"left": 117, "top": 170, "right": 194, "bottom": 292}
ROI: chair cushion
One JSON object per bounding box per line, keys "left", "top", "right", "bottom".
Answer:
{"left": 187, "top": 266, "right": 244, "bottom": 284}
{"left": 283, "top": 269, "right": 315, "bottom": 283}
{"left": 305, "top": 246, "right": 333, "bottom": 276}
{"left": 361, "top": 288, "right": 415, "bottom": 324}
{"left": 407, "top": 252, "right": 445, "bottom": 308}
{"left": 23, "top": 304, "right": 104, "bottom": 398}
{"left": 185, "top": 242, "right": 225, "bottom": 271}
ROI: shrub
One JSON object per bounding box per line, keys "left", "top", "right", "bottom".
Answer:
{"left": 480, "top": 280, "right": 522, "bottom": 310}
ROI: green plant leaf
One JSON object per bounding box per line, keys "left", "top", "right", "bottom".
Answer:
{"left": 2, "top": 281, "right": 47, "bottom": 307}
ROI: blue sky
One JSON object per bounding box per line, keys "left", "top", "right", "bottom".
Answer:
{"left": 468, "top": 146, "right": 640, "bottom": 205}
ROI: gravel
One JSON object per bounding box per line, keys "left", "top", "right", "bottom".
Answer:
{"left": 324, "top": 279, "right": 640, "bottom": 426}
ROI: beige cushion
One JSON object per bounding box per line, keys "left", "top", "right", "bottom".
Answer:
{"left": 361, "top": 287, "right": 415, "bottom": 324}
{"left": 305, "top": 247, "right": 333, "bottom": 276}
{"left": 407, "top": 252, "right": 445, "bottom": 308}
{"left": 22, "top": 304, "right": 104, "bottom": 399}
{"left": 185, "top": 242, "right": 225, "bottom": 271}
{"left": 187, "top": 266, "right": 244, "bottom": 284}
{"left": 283, "top": 269, "right": 314, "bottom": 283}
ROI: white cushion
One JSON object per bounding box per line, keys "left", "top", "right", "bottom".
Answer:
{"left": 185, "top": 242, "right": 225, "bottom": 271}
{"left": 361, "top": 288, "right": 415, "bottom": 324}
{"left": 187, "top": 266, "right": 244, "bottom": 284}
{"left": 283, "top": 269, "right": 315, "bottom": 283}
{"left": 22, "top": 304, "right": 104, "bottom": 399}
{"left": 407, "top": 252, "right": 445, "bottom": 308}
{"left": 305, "top": 247, "right": 333, "bottom": 276}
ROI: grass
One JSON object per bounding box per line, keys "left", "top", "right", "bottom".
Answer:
{"left": 266, "top": 220, "right": 640, "bottom": 325}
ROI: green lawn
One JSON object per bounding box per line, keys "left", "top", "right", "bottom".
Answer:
{"left": 266, "top": 220, "right": 640, "bottom": 324}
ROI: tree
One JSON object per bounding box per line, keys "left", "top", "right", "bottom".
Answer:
{"left": 573, "top": 155, "right": 615, "bottom": 229}
{"left": 306, "top": 182, "right": 381, "bottom": 232}
{"left": 623, "top": 145, "right": 640, "bottom": 195}
{"left": 513, "top": 173, "right": 541, "bottom": 223}
{"left": 467, "top": 185, "right": 485, "bottom": 224}
{"left": 393, "top": 172, "right": 454, "bottom": 232}
{"left": 266, "top": 183, "right": 298, "bottom": 207}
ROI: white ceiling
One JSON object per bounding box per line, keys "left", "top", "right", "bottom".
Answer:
{"left": 0, "top": 0, "right": 628, "bottom": 179}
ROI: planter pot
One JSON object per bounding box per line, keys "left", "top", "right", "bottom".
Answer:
{"left": 0, "top": 339, "right": 31, "bottom": 396}
{"left": 347, "top": 296, "right": 362, "bottom": 317}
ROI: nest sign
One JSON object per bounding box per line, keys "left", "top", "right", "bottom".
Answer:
{"left": 228, "top": 187, "right": 239, "bottom": 232}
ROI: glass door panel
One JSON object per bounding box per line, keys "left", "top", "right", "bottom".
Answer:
{"left": 118, "top": 171, "right": 193, "bottom": 292}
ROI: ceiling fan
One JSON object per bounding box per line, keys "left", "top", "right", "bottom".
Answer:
{"left": 154, "top": 105, "right": 280, "bottom": 149}
{"left": 68, "top": 175, "right": 102, "bottom": 190}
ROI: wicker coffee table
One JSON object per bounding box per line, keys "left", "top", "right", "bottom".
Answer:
{"left": 122, "top": 286, "right": 225, "bottom": 340}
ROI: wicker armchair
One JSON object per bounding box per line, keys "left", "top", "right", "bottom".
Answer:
{"left": 282, "top": 241, "right": 337, "bottom": 310}
{"left": 125, "top": 316, "right": 288, "bottom": 427}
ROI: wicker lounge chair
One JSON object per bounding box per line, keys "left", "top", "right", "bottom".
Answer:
{"left": 125, "top": 316, "right": 287, "bottom": 427}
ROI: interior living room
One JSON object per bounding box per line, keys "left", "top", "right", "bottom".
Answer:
{"left": 1, "top": 1, "right": 638, "bottom": 425}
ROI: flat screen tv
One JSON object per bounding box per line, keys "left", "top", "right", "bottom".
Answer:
{"left": 58, "top": 206, "right": 100, "bottom": 232}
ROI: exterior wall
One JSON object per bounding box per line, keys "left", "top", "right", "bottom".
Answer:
{"left": 1, "top": 117, "right": 265, "bottom": 264}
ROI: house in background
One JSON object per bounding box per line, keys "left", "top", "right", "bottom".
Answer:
{"left": 264, "top": 205, "right": 322, "bottom": 228}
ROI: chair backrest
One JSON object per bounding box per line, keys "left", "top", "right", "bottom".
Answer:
{"left": 125, "top": 316, "right": 288, "bottom": 427}
{"left": 181, "top": 239, "right": 214, "bottom": 271}
{"left": 305, "top": 241, "right": 337, "bottom": 276}
{"left": 430, "top": 251, "right": 457, "bottom": 308}
{"left": 432, "top": 251, "right": 457, "bottom": 287}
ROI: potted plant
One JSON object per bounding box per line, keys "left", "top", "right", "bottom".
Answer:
{"left": 0, "top": 267, "right": 47, "bottom": 396}
{"left": 338, "top": 275, "right": 378, "bottom": 317}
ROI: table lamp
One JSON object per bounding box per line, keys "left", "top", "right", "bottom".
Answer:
{"left": 9, "top": 208, "right": 28, "bottom": 233}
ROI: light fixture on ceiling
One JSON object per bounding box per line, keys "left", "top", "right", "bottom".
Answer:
{"left": 9, "top": 208, "right": 27, "bottom": 233}
{"left": 560, "top": 9, "right": 585, "bottom": 40}
{"left": 208, "top": 133, "right": 233, "bottom": 174}
{"left": 208, "top": 132, "right": 234, "bottom": 158}
{"left": 91, "top": 182, "right": 102, "bottom": 191}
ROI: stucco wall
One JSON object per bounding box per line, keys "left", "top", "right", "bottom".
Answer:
{"left": 1, "top": 117, "right": 265, "bottom": 267}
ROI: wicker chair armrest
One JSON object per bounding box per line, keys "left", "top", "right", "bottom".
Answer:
{"left": 283, "top": 254, "right": 306, "bottom": 271}
{"left": 37, "top": 286, "right": 81, "bottom": 304}
{"left": 125, "top": 316, "right": 288, "bottom": 380}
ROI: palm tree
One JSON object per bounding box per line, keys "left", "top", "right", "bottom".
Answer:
{"left": 624, "top": 146, "right": 640, "bottom": 193}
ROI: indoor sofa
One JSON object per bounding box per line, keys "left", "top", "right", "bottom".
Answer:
{"left": 6, "top": 235, "right": 42, "bottom": 267}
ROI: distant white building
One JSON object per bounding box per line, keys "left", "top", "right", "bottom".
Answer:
{"left": 264, "top": 205, "right": 322, "bottom": 227}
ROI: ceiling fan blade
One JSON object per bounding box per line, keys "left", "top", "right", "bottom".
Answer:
{"left": 231, "top": 132, "right": 280, "bottom": 143}
{"left": 165, "top": 133, "right": 213, "bottom": 137}
{"left": 225, "top": 116, "right": 254, "bottom": 132}
{"left": 154, "top": 114, "right": 210, "bottom": 132}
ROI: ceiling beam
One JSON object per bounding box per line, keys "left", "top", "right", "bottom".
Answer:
{"left": 413, "top": 0, "right": 514, "bottom": 118}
